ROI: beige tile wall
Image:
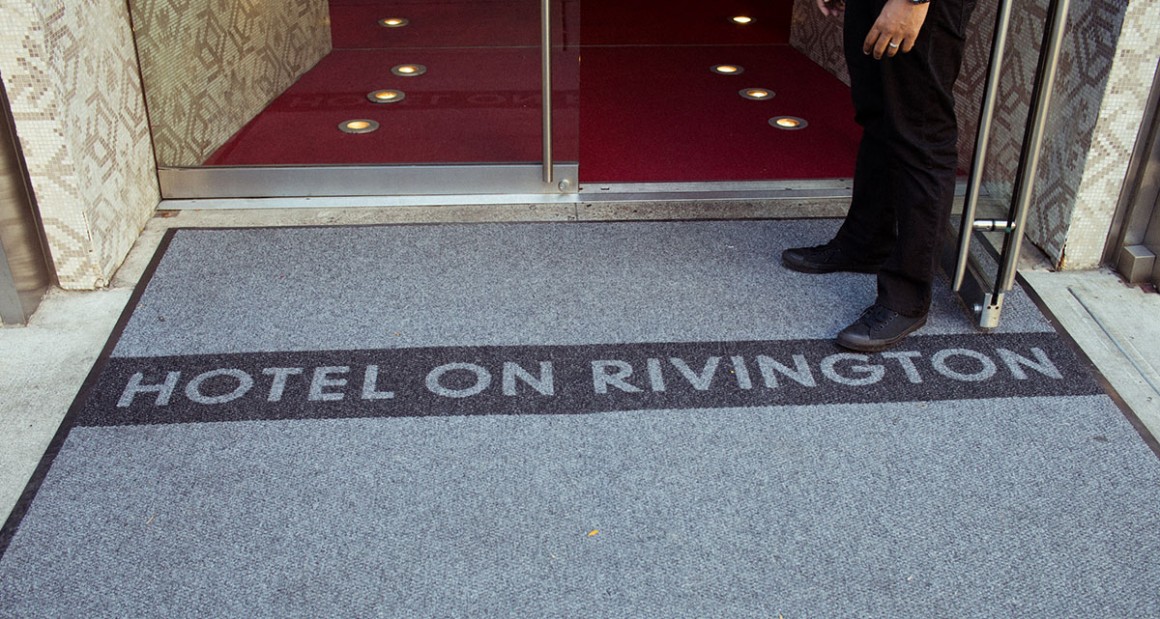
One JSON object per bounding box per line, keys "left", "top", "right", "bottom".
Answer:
{"left": 130, "top": 0, "right": 332, "bottom": 166}
{"left": 789, "top": 0, "right": 849, "bottom": 85}
{"left": 1060, "top": 0, "right": 1160, "bottom": 268}
{"left": 0, "top": 0, "right": 160, "bottom": 290}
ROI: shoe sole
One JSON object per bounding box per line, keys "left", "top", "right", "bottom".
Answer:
{"left": 835, "top": 315, "right": 928, "bottom": 353}
{"left": 780, "top": 255, "right": 882, "bottom": 275}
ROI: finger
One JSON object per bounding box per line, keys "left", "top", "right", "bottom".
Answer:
{"left": 875, "top": 37, "right": 891, "bottom": 60}
{"left": 863, "top": 29, "right": 880, "bottom": 55}
{"left": 885, "top": 38, "right": 901, "bottom": 58}
{"left": 814, "top": 0, "right": 831, "bottom": 17}
{"left": 872, "top": 33, "right": 893, "bottom": 60}
{"left": 900, "top": 35, "right": 917, "bottom": 54}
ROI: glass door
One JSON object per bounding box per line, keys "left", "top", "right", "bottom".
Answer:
{"left": 129, "top": 0, "right": 579, "bottom": 198}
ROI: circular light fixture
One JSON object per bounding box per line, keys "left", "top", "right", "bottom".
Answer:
{"left": 391, "top": 64, "right": 427, "bottom": 77}
{"left": 339, "top": 119, "right": 380, "bottom": 134}
{"left": 711, "top": 64, "right": 744, "bottom": 75}
{"left": 740, "top": 88, "right": 774, "bottom": 100}
{"left": 731, "top": 16, "right": 754, "bottom": 24}
{"left": 379, "top": 17, "right": 409, "bottom": 28}
{"left": 367, "top": 89, "right": 406, "bottom": 104}
{"left": 770, "top": 116, "right": 809, "bottom": 130}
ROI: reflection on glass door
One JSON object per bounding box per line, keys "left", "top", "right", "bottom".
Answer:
{"left": 129, "top": 0, "right": 579, "bottom": 197}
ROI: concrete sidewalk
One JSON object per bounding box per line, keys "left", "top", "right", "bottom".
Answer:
{"left": 2, "top": 206, "right": 1157, "bottom": 528}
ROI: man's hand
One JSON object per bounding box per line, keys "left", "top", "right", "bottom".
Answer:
{"left": 863, "top": 0, "right": 929, "bottom": 59}
{"left": 815, "top": 0, "right": 845, "bottom": 18}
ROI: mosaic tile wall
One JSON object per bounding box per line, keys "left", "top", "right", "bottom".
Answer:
{"left": 1060, "top": 0, "right": 1160, "bottom": 268}
{"left": 0, "top": 0, "right": 160, "bottom": 290}
{"left": 130, "top": 0, "right": 332, "bottom": 166}
{"left": 789, "top": 0, "right": 849, "bottom": 86}
{"left": 790, "top": 0, "right": 1160, "bottom": 269}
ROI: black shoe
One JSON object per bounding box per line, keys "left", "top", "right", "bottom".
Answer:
{"left": 836, "top": 304, "right": 927, "bottom": 352}
{"left": 781, "top": 243, "right": 882, "bottom": 274}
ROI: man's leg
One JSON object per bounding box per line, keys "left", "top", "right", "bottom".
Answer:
{"left": 779, "top": 132, "right": 896, "bottom": 273}
{"left": 832, "top": 0, "right": 898, "bottom": 265}
{"left": 832, "top": 132, "right": 897, "bottom": 265}
{"left": 866, "top": 0, "right": 975, "bottom": 317}
{"left": 781, "top": 0, "right": 897, "bottom": 274}
{"left": 835, "top": 0, "right": 976, "bottom": 350}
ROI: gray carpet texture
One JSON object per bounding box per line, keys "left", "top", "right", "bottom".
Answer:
{"left": 1, "top": 220, "right": 1157, "bottom": 618}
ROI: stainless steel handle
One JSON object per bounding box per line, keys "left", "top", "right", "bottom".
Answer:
{"left": 541, "top": 0, "right": 553, "bottom": 185}
{"left": 993, "top": 0, "right": 1071, "bottom": 294}
{"left": 953, "top": 0, "right": 1014, "bottom": 292}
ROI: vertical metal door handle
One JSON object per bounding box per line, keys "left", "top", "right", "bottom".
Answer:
{"left": 993, "top": 0, "right": 1071, "bottom": 294}
{"left": 953, "top": 0, "right": 1014, "bottom": 292}
{"left": 541, "top": 0, "right": 553, "bottom": 185}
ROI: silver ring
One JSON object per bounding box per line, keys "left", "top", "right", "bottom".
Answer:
{"left": 888, "top": 41, "right": 900, "bottom": 48}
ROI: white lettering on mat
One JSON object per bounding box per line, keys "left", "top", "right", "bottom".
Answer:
{"left": 114, "top": 346, "right": 1067, "bottom": 409}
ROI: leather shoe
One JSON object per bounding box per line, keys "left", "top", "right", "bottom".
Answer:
{"left": 836, "top": 304, "right": 927, "bottom": 352}
{"left": 781, "top": 243, "right": 882, "bottom": 274}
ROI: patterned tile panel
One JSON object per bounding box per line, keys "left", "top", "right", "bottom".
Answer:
{"left": 129, "top": 0, "right": 332, "bottom": 166}
{"left": 0, "top": 0, "right": 160, "bottom": 289}
{"left": 953, "top": 0, "right": 999, "bottom": 174}
{"left": 789, "top": 0, "right": 849, "bottom": 86}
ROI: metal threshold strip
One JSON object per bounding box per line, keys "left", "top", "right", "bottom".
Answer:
{"left": 158, "top": 164, "right": 581, "bottom": 201}
{"left": 578, "top": 179, "right": 853, "bottom": 202}
{"left": 158, "top": 173, "right": 857, "bottom": 210}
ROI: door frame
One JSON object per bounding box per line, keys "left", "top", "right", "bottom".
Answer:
{"left": 158, "top": 164, "right": 579, "bottom": 200}
{"left": 1106, "top": 57, "right": 1160, "bottom": 285}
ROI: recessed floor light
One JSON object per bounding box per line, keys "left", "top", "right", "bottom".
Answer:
{"left": 770, "top": 116, "right": 808, "bottom": 130}
{"left": 740, "top": 88, "right": 774, "bottom": 100}
{"left": 731, "top": 16, "right": 754, "bottom": 24}
{"left": 379, "top": 17, "right": 409, "bottom": 27}
{"left": 367, "top": 89, "right": 406, "bottom": 103}
{"left": 339, "top": 119, "right": 380, "bottom": 134}
{"left": 712, "top": 64, "right": 744, "bottom": 75}
{"left": 391, "top": 64, "right": 427, "bottom": 77}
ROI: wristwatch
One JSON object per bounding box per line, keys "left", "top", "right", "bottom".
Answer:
{"left": 909, "top": 0, "right": 930, "bottom": 3}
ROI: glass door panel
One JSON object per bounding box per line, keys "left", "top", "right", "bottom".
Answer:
{"left": 575, "top": 0, "right": 859, "bottom": 186}
{"left": 128, "top": 0, "right": 578, "bottom": 198}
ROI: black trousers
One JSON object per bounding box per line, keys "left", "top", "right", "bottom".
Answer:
{"left": 833, "top": 0, "right": 977, "bottom": 317}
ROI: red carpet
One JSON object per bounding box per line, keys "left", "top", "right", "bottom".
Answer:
{"left": 579, "top": 46, "right": 859, "bottom": 182}
{"left": 205, "top": 49, "right": 578, "bottom": 166}
{"left": 330, "top": 0, "right": 561, "bottom": 50}
{"left": 206, "top": 0, "right": 860, "bottom": 183}
{"left": 580, "top": 0, "right": 791, "bottom": 46}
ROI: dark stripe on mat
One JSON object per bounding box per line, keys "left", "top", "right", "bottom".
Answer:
{"left": 86, "top": 332, "right": 1099, "bottom": 426}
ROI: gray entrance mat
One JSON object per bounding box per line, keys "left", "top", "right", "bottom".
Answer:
{"left": 2, "top": 221, "right": 1158, "bottom": 617}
